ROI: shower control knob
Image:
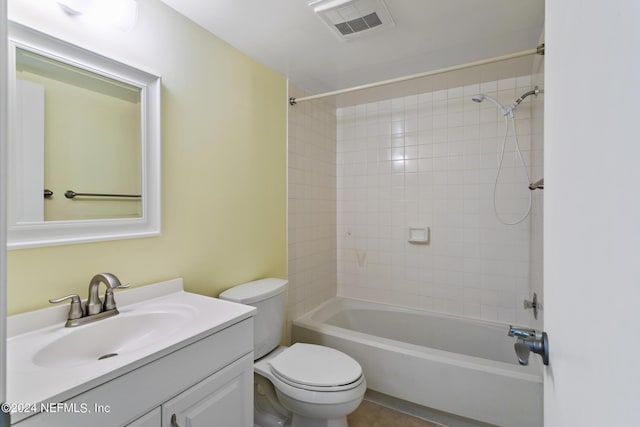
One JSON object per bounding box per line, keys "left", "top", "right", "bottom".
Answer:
{"left": 523, "top": 293, "right": 542, "bottom": 319}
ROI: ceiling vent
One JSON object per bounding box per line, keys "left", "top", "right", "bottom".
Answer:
{"left": 309, "top": 0, "right": 394, "bottom": 41}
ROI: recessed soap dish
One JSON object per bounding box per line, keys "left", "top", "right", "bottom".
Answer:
{"left": 408, "top": 226, "right": 430, "bottom": 244}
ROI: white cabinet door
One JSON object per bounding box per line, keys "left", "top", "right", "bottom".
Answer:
{"left": 162, "top": 353, "right": 253, "bottom": 427}
{"left": 126, "top": 407, "right": 161, "bottom": 427}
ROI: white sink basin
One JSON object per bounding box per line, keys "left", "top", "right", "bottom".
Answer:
{"left": 7, "top": 278, "right": 256, "bottom": 423}
{"left": 32, "top": 304, "right": 197, "bottom": 368}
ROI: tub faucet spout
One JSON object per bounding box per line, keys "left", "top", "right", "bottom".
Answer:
{"left": 508, "top": 326, "right": 536, "bottom": 339}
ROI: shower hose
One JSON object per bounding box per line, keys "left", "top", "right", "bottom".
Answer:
{"left": 493, "top": 115, "right": 532, "bottom": 225}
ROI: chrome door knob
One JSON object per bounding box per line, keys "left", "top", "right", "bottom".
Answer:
{"left": 508, "top": 326, "right": 549, "bottom": 366}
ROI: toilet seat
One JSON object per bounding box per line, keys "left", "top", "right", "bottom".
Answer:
{"left": 268, "top": 343, "right": 363, "bottom": 392}
{"left": 271, "top": 368, "right": 365, "bottom": 392}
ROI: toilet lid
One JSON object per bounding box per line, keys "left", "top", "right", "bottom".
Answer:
{"left": 269, "top": 343, "right": 362, "bottom": 388}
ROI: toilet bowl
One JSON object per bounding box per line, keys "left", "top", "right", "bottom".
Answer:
{"left": 219, "top": 279, "right": 366, "bottom": 427}
{"left": 256, "top": 344, "right": 366, "bottom": 427}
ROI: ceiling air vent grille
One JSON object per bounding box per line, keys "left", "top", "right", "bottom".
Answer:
{"left": 310, "top": 0, "right": 394, "bottom": 41}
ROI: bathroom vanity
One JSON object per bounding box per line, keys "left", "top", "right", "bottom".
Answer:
{"left": 6, "top": 279, "right": 255, "bottom": 426}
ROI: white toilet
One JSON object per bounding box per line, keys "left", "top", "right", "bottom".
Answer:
{"left": 219, "top": 278, "right": 366, "bottom": 427}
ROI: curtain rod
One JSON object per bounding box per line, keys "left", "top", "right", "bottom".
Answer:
{"left": 289, "top": 44, "right": 544, "bottom": 106}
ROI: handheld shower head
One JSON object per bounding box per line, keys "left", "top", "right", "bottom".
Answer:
{"left": 472, "top": 93, "right": 511, "bottom": 117}
{"left": 473, "top": 87, "right": 542, "bottom": 118}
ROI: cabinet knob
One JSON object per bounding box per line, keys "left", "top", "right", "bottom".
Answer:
{"left": 171, "top": 414, "right": 180, "bottom": 427}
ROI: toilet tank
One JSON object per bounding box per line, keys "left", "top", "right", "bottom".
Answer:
{"left": 219, "top": 278, "right": 288, "bottom": 360}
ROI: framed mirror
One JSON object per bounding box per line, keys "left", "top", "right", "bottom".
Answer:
{"left": 7, "top": 22, "right": 161, "bottom": 249}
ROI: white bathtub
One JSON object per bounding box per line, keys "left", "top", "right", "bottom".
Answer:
{"left": 292, "top": 297, "right": 542, "bottom": 427}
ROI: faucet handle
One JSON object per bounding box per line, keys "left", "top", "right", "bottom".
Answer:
{"left": 49, "top": 294, "right": 84, "bottom": 320}
{"left": 103, "top": 283, "right": 130, "bottom": 311}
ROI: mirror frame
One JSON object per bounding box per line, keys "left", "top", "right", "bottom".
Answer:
{"left": 7, "top": 22, "right": 161, "bottom": 249}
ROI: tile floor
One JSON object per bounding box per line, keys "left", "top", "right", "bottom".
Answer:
{"left": 348, "top": 400, "right": 442, "bottom": 427}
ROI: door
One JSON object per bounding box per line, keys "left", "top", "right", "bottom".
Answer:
{"left": 1, "top": 0, "right": 9, "bottom": 425}
{"left": 544, "top": 1, "right": 640, "bottom": 426}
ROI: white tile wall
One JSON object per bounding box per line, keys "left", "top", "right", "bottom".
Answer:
{"left": 287, "top": 84, "right": 337, "bottom": 339}
{"left": 337, "top": 74, "right": 541, "bottom": 326}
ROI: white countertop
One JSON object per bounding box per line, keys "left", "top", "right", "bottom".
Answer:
{"left": 6, "top": 278, "right": 255, "bottom": 423}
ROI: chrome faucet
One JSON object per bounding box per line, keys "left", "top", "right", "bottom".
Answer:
{"left": 50, "top": 273, "right": 129, "bottom": 327}
{"left": 87, "top": 273, "right": 127, "bottom": 315}
{"left": 508, "top": 326, "right": 549, "bottom": 366}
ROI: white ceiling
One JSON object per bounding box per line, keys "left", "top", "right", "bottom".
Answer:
{"left": 159, "top": 0, "right": 545, "bottom": 95}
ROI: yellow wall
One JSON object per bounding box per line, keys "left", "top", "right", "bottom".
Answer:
{"left": 7, "top": 0, "right": 287, "bottom": 315}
